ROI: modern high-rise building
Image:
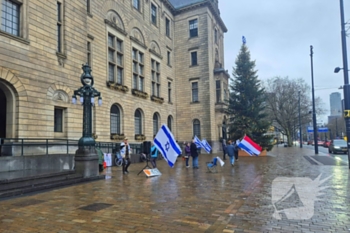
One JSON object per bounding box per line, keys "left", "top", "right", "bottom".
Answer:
{"left": 0, "top": 0, "right": 229, "bottom": 153}
{"left": 330, "top": 92, "right": 342, "bottom": 116}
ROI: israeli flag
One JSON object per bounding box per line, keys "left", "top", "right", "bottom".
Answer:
{"left": 154, "top": 124, "right": 182, "bottom": 167}
{"left": 194, "top": 135, "right": 203, "bottom": 148}
{"left": 201, "top": 139, "right": 212, "bottom": 154}
{"left": 242, "top": 36, "right": 246, "bottom": 44}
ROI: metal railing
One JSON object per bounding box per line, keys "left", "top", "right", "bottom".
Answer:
{"left": 0, "top": 138, "right": 143, "bottom": 156}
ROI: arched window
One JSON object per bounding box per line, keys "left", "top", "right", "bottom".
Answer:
{"left": 110, "top": 105, "right": 121, "bottom": 134}
{"left": 167, "top": 115, "right": 172, "bottom": 131}
{"left": 193, "top": 119, "right": 201, "bottom": 138}
{"left": 134, "top": 109, "right": 142, "bottom": 134}
{"left": 153, "top": 113, "right": 159, "bottom": 136}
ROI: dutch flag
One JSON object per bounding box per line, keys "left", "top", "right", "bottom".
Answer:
{"left": 237, "top": 135, "right": 262, "bottom": 156}
{"left": 153, "top": 124, "right": 182, "bottom": 167}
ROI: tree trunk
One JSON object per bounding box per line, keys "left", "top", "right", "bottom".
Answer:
{"left": 287, "top": 133, "right": 293, "bottom": 147}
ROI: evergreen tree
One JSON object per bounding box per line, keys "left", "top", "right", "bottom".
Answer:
{"left": 228, "top": 44, "right": 273, "bottom": 151}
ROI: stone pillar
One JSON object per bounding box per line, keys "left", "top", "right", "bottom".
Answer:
{"left": 74, "top": 148, "right": 99, "bottom": 177}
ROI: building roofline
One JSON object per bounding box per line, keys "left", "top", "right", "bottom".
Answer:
{"left": 164, "top": 0, "right": 227, "bottom": 33}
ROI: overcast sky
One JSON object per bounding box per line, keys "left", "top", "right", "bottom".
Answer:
{"left": 219, "top": 0, "right": 349, "bottom": 124}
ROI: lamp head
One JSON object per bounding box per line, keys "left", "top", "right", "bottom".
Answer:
{"left": 80, "top": 63, "right": 94, "bottom": 86}
{"left": 334, "top": 67, "right": 342, "bottom": 73}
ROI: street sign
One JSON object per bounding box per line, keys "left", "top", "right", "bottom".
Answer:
{"left": 307, "top": 127, "right": 328, "bottom": 133}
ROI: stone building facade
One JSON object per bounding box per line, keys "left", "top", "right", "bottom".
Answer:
{"left": 0, "top": 0, "right": 229, "bottom": 153}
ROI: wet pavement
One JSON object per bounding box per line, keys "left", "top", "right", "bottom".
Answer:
{"left": 1, "top": 146, "right": 350, "bottom": 233}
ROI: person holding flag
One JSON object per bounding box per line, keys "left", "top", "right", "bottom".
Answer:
{"left": 190, "top": 138, "right": 199, "bottom": 169}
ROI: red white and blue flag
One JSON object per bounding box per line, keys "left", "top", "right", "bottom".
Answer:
{"left": 237, "top": 135, "right": 262, "bottom": 156}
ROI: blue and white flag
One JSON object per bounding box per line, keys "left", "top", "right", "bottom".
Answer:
{"left": 201, "top": 139, "right": 212, "bottom": 154}
{"left": 242, "top": 36, "right": 246, "bottom": 44}
{"left": 154, "top": 124, "right": 182, "bottom": 168}
{"left": 194, "top": 135, "right": 203, "bottom": 148}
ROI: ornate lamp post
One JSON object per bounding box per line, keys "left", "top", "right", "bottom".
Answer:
{"left": 72, "top": 64, "right": 102, "bottom": 177}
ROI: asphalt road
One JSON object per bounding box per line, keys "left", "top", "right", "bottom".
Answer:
{"left": 302, "top": 143, "right": 350, "bottom": 164}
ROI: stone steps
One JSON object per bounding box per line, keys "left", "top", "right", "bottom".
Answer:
{"left": 0, "top": 170, "right": 105, "bottom": 198}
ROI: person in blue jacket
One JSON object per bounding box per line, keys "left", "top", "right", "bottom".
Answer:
{"left": 150, "top": 141, "right": 158, "bottom": 168}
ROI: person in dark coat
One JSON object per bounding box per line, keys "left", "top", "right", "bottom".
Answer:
{"left": 190, "top": 138, "right": 199, "bottom": 169}
{"left": 222, "top": 139, "right": 227, "bottom": 160}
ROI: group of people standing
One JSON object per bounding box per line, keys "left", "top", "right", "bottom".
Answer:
{"left": 222, "top": 139, "right": 239, "bottom": 166}
{"left": 183, "top": 138, "right": 199, "bottom": 169}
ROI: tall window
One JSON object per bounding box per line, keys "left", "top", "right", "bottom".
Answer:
{"left": 57, "top": 1, "right": 63, "bottom": 52}
{"left": 167, "top": 116, "right": 172, "bottom": 132}
{"left": 151, "top": 3, "right": 157, "bottom": 25}
{"left": 110, "top": 105, "right": 121, "bottom": 134}
{"left": 193, "top": 119, "right": 201, "bottom": 138}
{"left": 153, "top": 113, "right": 159, "bottom": 136}
{"left": 165, "top": 17, "right": 170, "bottom": 37}
{"left": 214, "top": 28, "right": 218, "bottom": 44}
{"left": 134, "top": 109, "right": 142, "bottom": 134}
{"left": 87, "top": 41, "right": 91, "bottom": 66}
{"left": 192, "top": 82, "right": 198, "bottom": 102}
{"left": 216, "top": 80, "right": 221, "bottom": 103}
{"left": 151, "top": 59, "right": 160, "bottom": 97}
{"left": 191, "top": 51, "right": 197, "bottom": 66}
{"left": 1, "top": 0, "right": 20, "bottom": 36}
{"left": 108, "top": 34, "right": 124, "bottom": 84}
{"left": 54, "top": 108, "right": 63, "bottom": 132}
{"left": 189, "top": 19, "right": 198, "bottom": 37}
{"left": 224, "top": 89, "right": 228, "bottom": 101}
{"left": 86, "top": 0, "right": 91, "bottom": 13}
{"left": 133, "top": 0, "right": 140, "bottom": 10}
{"left": 168, "top": 81, "right": 172, "bottom": 103}
{"left": 167, "top": 51, "right": 171, "bottom": 66}
{"left": 133, "top": 48, "right": 144, "bottom": 91}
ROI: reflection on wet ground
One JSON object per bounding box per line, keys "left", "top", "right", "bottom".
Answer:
{"left": 0, "top": 147, "right": 349, "bottom": 232}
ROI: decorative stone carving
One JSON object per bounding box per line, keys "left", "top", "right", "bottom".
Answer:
{"left": 131, "top": 28, "right": 145, "bottom": 45}
{"left": 106, "top": 81, "right": 129, "bottom": 93}
{"left": 132, "top": 89, "right": 148, "bottom": 99}
{"left": 150, "top": 95, "right": 164, "bottom": 104}
{"left": 111, "top": 133, "right": 125, "bottom": 140}
{"left": 106, "top": 10, "right": 125, "bottom": 30}
{"left": 135, "top": 134, "right": 146, "bottom": 141}
{"left": 52, "top": 90, "right": 69, "bottom": 103}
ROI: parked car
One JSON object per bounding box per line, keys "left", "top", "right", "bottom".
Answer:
{"left": 323, "top": 141, "right": 331, "bottom": 148}
{"left": 307, "top": 140, "right": 313, "bottom": 145}
{"left": 329, "top": 139, "right": 348, "bottom": 154}
{"left": 317, "top": 140, "right": 324, "bottom": 146}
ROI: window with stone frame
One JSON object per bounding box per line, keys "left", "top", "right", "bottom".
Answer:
{"left": 110, "top": 104, "right": 121, "bottom": 134}
{"left": 165, "top": 17, "right": 170, "bottom": 37}
{"left": 57, "top": 1, "right": 63, "bottom": 53}
{"left": 108, "top": 34, "right": 124, "bottom": 84}
{"left": 133, "top": 0, "right": 140, "bottom": 10}
{"left": 134, "top": 109, "right": 143, "bottom": 134}
{"left": 193, "top": 119, "right": 201, "bottom": 138}
{"left": 132, "top": 48, "right": 144, "bottom": 91}
{"left": 151, "top": 3, "right": 157, "bottom": 26}
{"left": 87, "top": 41, "right": 92, "bottom": 66}
{"left": 191, "top": 51, "right": 197, "bottom": 66}
{"left": 151, "top": 59, "right": 160, "bottom": 97}
{"left": 153, "top": 113, "right": 159, "bottom": 136}
{"left": 189, "top": 19, "right": 198, "bottom": 37}
{"left": 1, "top": 0, "right": 20, "bottom": 36}
{"left": 167, "top": 115, "right": 172, "bottom": 132}
{"left": 216, "top": 80, "right": 221, "bottom": 103}
{"left": 214, "top": 28, "right": 218, "bottom": 44}
{"left": 168, "top": 81, "right": 172, "bottom": 103}
{"left": 54, "top": 108, "right": 63, "bottom": 132}
{"left": 86, "top": 0, "right": 91, "bottom": 13}
{"left": 167, "top": 51, "right": 171, "bottom": 66}
{"left": 192, "top": 82, "right": 198, "bottom": 102}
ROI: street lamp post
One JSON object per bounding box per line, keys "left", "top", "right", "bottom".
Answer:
{"left": 298, "top": 91, "right": 302, "bottom": 148}
{"left": 72, "top": 64, "right": 102, "bottom": 177}
{"left": 310, "top": 45, "right": 318, "bottom": 154}
{"left": 338, "top": 0, "right": 350, "bottom": 169}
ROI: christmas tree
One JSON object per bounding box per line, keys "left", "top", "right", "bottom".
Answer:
{"left": 228, "top": 44, "right": 273, "bottom": 151}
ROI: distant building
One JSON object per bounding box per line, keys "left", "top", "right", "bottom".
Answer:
{"left": 330, "top": 92, "right": 342, "bottom": 116}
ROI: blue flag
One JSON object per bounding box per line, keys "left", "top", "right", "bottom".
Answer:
{"left": 201, "top": 139, "right": 212, "bottom": 154}
{"left": 194, "top": 135, "right": 203, "bottom": 148}
{"left": 242, "top": 36, "right": 246, "bottom": 44}
{"left": 154, "top": 124, "right": 182, "bottom": 167}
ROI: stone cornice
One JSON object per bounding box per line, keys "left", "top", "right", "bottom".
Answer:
{"left": 149, "top": 49, "right": 163, "bottom": 59}
{"left": 130, "top": 36, "right": 147, "bottom": 49}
